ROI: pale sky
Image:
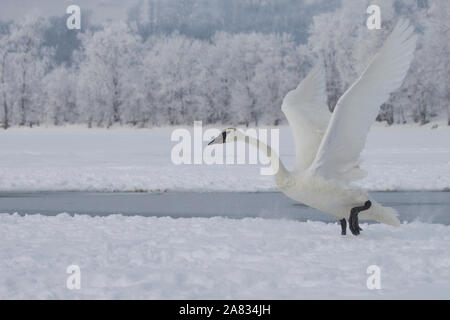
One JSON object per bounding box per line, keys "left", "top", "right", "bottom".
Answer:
{"left": 0, "top": 0, "right": 140, "bottom": 23}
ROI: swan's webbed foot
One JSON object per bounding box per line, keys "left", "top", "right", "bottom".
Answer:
{"left": 340, "top": 219, "right": 347, "bottom": 235}
{"left": 349, "top": 200, "right": 372, "bottom": 236}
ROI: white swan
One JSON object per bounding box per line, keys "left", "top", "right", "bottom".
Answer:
{"left": 209, "top": 19, "right": 417, "bottom": 235}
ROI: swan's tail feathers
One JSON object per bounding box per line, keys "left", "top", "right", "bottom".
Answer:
{"left": 360, "top": 202, "right": 400, "bottom": 226}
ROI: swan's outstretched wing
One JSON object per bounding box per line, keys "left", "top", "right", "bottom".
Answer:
{"left": 310, "top": 19, "right": 417, "bottom": 182}
{"left": 281, "top": 64, "right": 331, "bottom": 170}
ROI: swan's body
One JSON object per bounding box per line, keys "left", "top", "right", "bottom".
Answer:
{"left": 210, "top": 20, "right": 417, "bottom": 235}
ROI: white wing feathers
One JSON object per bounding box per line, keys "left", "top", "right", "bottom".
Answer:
{"left": 281, "top": 64, "right": 331, "bottom": 171}
{"left": 309, "top": 19, "right": 417, "bottom": 182}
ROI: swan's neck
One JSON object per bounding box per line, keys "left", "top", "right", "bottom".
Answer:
{"left": 236, "top": 132, "right": 291, "bottom": 185}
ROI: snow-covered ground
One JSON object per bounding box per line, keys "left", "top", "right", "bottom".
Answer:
{"left": 0, "top": 124, "right": 449, "bottom": 192}
{"left": 1, "top": 124, "right": 449, "bottom": 299}
{"left": 1, "top": 213, "right": 449, "bottom": 299}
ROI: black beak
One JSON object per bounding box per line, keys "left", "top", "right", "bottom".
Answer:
{"left": 208, "top": 131, "right": 227, "bottom": 146}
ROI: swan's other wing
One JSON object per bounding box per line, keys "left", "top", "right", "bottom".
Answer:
{"left": 281, "top": 64, "right": 331, "bottom": 171}
{"left": 310, "top": 19, "right": 417, "bottom": 182}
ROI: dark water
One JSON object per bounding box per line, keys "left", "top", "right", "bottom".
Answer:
{"left": 0, "top": 191, "right": 449, "bottom": 225}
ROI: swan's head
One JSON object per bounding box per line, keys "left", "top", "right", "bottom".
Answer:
{"left": 208, "top": 128, "right": 237, "bottom": 145}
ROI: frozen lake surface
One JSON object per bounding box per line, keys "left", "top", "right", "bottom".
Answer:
{"left": 1, "top": 191, "right": 448, "bottom": 225}
{"left": 0, "top": 126, "right": 449, "bottom": 193}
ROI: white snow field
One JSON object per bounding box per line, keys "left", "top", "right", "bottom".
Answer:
{"left": 0, "top": 124, "right": 449, "bottom": 192}
{"left": 0, "top": 214, "right": 449, "bottom": 299}
{"left": 1, "top": 124, "right": 450, "bottom": 299}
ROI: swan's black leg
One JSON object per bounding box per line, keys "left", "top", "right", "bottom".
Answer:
{"left": 340, "top": 219, "right": 347, "bottom": 235}
{"left": 349, "top": 201, "right": 372, "bottom": 236}
{"left": 349, "top": 208, "right": 361, "bottom": 235}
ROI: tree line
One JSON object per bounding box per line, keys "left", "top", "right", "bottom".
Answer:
{"left": 0, "top": 0, "right": 448, "bottom": 129}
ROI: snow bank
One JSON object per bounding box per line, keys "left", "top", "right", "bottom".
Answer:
{"left": 0, "top": 125, "right": 449, "bottom": 192}
{"left": 0, "top": 213, "right": 449, "bottom": 299}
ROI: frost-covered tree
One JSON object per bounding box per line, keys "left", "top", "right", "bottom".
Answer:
{"left": 306, "top": 0, "right": 449, "bottom": 124}
{"left": 77, "top": 22, "right": 143, "bottom": 127}
{"left": 0, "top": 18, "right": 51, "bottom": 127}
{"left": 422, "top": 0, "right": 450, "bottom": 125}
{"left": 127, "top": 0, "right": 339, "bottom": 42}
{"left": 196, "top": 34, "right": 234, "bottom": 124}
{"left": 44, "top": 66, "right": 78, "bottom": 125}
{"left": 143, "top": 35, "right": 206, "bottom": 125}
{"left": 307, "top": 0, "right": 397, "bottom": 111}
{"left": 249, "top": 34, "right": 302, "bottom": 125}
{"left": 0, "top": 0, "right": 448, "bottom": 128}
{"left": 0, "top": 32, "right": 11, "bottom": 129}
{"left": 209, "top": 33, "right": 300, "bottom": 126}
